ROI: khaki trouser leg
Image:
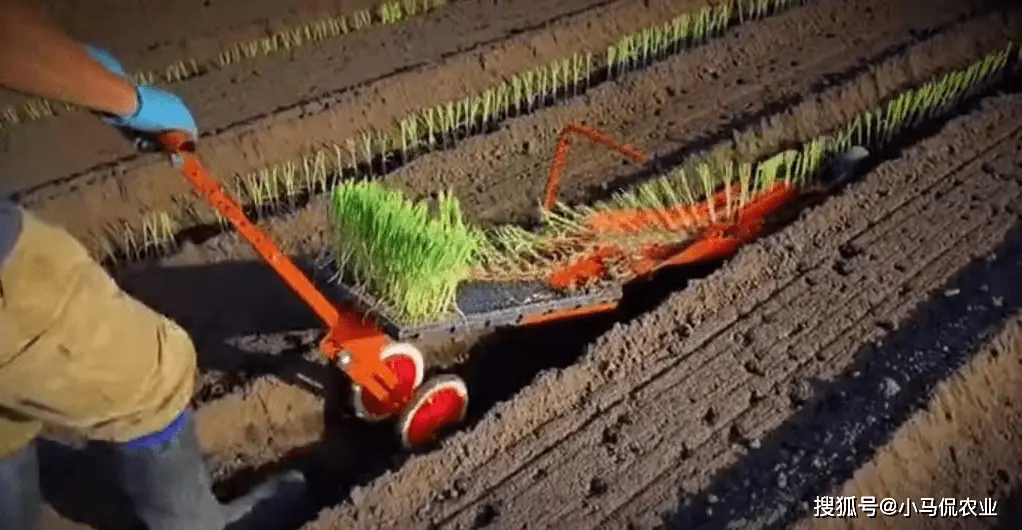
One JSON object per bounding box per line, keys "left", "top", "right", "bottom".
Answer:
{"left": 0, "top": 209, "right": 196, "bottom": 455}
{"left": 0, "top": 410, "right": 41, "bottom": 459}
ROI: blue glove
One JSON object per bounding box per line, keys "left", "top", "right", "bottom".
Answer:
{"left": 84, "top": 45, "right": 198, "bottom": 143}
{"left": 84, "top": 45, "right": 127, "bottom": 76}
{"left": 116, "top": 85, "right": 198, "bottom": 140}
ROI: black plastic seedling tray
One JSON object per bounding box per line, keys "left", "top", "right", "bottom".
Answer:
{"left": 325, "top": 278, "right": 623, "bottom": 341}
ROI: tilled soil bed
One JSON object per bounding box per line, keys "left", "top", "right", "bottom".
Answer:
{"left": 300, "top": 89, "right": 1022, "bottom": 530}
{"left": 793, "top": 311, "right": 1022, "bottom": 530}
{"left": 9, "top": 0, "right": 714, "bottom": 252}
{"left": 7, "top": 0, "right": 1022, "bottom": 528}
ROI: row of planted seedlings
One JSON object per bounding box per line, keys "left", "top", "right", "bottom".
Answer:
{"left": 323, "top": 44, "right": 1019, "bottom": 325}
{"left": 0, "top": 0, "right": 451, "bottom": 130}
{"left": 105, "top": 0, "right": 814, "bottom": 262}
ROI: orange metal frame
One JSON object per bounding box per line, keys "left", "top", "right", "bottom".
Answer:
{"left": 544, "top": 123, "right": 647, "bottom": 211}
{"left": 158, "top": 121, "right": 801, "bottom": 396}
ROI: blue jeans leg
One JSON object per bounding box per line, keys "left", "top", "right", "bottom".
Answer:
{"left": 0, "top": 440, "right": 42, "bottom": 530}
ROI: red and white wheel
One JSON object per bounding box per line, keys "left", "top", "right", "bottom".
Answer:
{"left": 396, "top": 375, "right": 469, "bottom": 449}
{"left": 351, "top": 342, "right": 425, "bottom": 422}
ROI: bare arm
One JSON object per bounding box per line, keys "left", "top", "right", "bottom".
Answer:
{"left": 0, "top": 0, "right": 138, "bottom": 116}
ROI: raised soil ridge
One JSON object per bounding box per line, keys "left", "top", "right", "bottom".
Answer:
{"left": 302, "top": 90, "right": 1022, "bottom": 530}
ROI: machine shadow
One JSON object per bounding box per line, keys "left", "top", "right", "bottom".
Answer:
{"left": 665, "top": 221, "right": 1022, "bottom": 529}
{"left": 449, "top": 258, "right": 724, "bottom": 433}
{"left": 109, "top": 254, "right": 366, "bottom": 405}
{"left": 998, "top": 484, "right": 1022, "bottom": 529}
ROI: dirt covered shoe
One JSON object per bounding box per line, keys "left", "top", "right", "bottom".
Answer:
{"left": 222, "top": 469, "right": 309, "bottom": 530}
{"left": 106, "top": 409, "right": 309, "bottom": 530}
{"left": 107, "top": 412, "right": 227, "bottom": 530}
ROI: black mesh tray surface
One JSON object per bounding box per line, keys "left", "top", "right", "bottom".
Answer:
{"left": 324, "top": 278, "right": 623, "bottom": 341}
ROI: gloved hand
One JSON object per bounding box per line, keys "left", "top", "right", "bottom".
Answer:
{"left": 84, "top": 45, "right": 127, "bottom": 76}
{"left": 84, "top": 45, "right": 198, "bottom": 148}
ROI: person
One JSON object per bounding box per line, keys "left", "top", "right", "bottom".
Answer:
{"left": 0, "top": 1, "right": 307, "bottom": 529}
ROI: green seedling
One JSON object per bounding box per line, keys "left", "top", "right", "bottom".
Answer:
{"left": 2, "top": 0, "right": 450, "bottom": 128}
{"left": 328, "top": 181, "right": 479, "bottom": 320}
{"left": 102, "top": 5, "right": 1005, "bottom": 269}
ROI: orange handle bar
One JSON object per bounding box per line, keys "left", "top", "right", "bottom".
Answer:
{"left": 157, "top": 132, "right": 342, "bottom": 334}
{"left": 156, "top": 132, "right": 400, "bottom": 400}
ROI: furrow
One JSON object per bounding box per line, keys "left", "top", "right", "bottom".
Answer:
{"left": 448, "top": 134, "right": 1022, "bottom": 530}
{"left": 11, "top": 0, "right": 731, "bottom": 210}
{"left": 385, "top": 0, "right": 1015, "bottom": 227}
{"left": 300, "top": 81, "right": 1022, "bottom": 530}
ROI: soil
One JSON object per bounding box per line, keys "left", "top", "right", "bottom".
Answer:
{"left": 5, "top": 0, "right": 1021, "bottom": 528}
{"left": 21, "top": 0, "right": 387, "bottom": 81}
{"left": 792, "top": 314, "right": 1022, "bottom": 530}
{"left": 301, "top": 89, "right": 1022, "bottom": 530}
{"left": 15, "top": 0, "right": 1018, "bottom": 260}
{"left": 9, "top": 0, "right": 706, "bottom": 252}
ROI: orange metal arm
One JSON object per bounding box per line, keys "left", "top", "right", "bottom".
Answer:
{"left": 159, "top": 133, "right": 341, "bottom": 330}
{"left": 543, "top": 181, "right": 802, "bottom": 289}
{"left": 543, "top": 123, "right": 646, "bottom": 211}
{"left": 157, "top": 132, "right": 399, "bottom": 401}
{"left": 645, "top": 182, "right": 799, "bottom": 271}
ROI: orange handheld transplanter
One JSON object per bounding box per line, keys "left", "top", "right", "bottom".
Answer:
{"left": 157, "top": 123, "right": 863, "bottom": 449}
